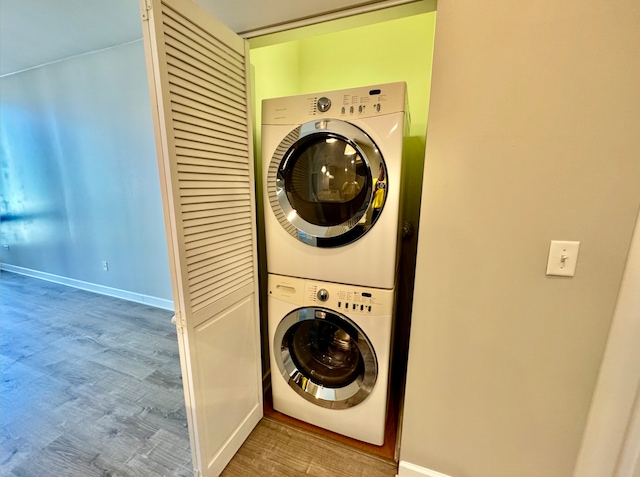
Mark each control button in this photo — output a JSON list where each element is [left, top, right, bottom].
[[375, 104, 381, 112], [317, 97, 331, 113], [341, 107, 345, 115], [368, 306, 372, 312], [345, 302, 349, 309], [360, 305, 364, 311], [352, 304, 356, 310], [317, 289, 329, 302], [338, 301, 342, 307], [349, 106, 354, 114], [358, 105, 364, 113]]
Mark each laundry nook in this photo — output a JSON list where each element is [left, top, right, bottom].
[[1, 1, 639, 477]]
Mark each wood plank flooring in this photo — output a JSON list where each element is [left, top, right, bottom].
[[0, 271, 192, 476], [0, 271, 398, 476], [223, 417, 397, 477]]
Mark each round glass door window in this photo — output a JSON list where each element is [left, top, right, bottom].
[[268, 119, 387, 247], [273, 307, 377, 409]]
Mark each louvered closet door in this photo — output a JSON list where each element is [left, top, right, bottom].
[[140, 0, 262, 475]]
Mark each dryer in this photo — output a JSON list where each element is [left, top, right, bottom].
[[267, 273, 395, 446], [262, 83, 409, 289]]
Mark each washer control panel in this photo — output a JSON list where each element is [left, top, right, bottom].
[[262, 82, 407, 124], [268, 273, 395, 316], [308, 90, 388, 118], [305, 281, 393, 316]]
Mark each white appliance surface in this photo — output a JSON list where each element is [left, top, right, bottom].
[[268, 273, 395, 445], [262, 83, 408, 289]]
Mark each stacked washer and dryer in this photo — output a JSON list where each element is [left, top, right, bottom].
[[262, 83, 409, 446]]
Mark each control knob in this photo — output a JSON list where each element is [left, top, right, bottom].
[[317, 289, 329, 302], [317, 97, 331, 113]]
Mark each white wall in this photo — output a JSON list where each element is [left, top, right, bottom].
[[399, 1, 640, 476], [0, 41, 172, 304]]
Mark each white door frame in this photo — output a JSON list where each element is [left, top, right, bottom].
[[573, 208, 640, 477]]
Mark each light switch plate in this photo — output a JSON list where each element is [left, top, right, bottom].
[[546, 241, 580, 277]]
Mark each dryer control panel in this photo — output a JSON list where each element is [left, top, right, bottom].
[[262, 82, 407, 125], [268, 273, 395, 316]]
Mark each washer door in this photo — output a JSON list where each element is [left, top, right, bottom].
[[268, 118, 387, 247], [273, 307, 377, 410]]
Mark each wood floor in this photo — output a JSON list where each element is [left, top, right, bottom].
[[0, 271, 398, 476], [222, 417, 397, 477]]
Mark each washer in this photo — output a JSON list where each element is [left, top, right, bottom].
[[268, 273, 395, 445], [262, 83, 409, 289]]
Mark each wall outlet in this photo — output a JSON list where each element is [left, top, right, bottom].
[[102, 261, 109, 271]]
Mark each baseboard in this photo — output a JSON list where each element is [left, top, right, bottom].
[[1, 263, 174, 311], [397, 460, 453, 477]]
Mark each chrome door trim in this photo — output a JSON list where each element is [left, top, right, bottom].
[[267, 119, 387, 248], [273, 307, 378, 410]]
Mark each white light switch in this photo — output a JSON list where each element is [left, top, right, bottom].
[[546, 241, 580, 277]]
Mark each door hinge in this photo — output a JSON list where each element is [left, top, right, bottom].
[[141, 0, 152, 21], [172, 311, 186, 333]]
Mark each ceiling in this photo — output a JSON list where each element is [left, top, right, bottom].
[[0, 0, 415, 77], [0, 0, 142, 76]]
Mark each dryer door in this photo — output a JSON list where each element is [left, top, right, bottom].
[[273, 307, 377, 409], [267, 119, 387, 247]]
